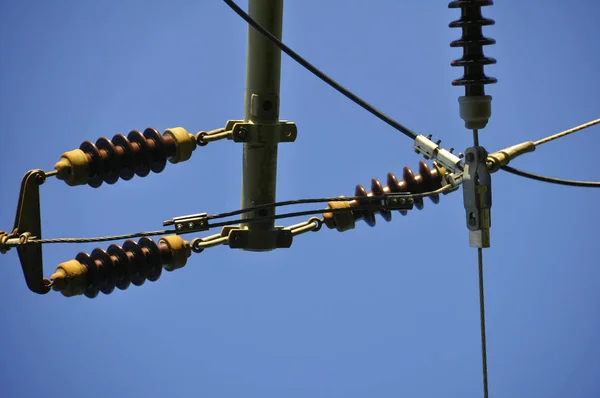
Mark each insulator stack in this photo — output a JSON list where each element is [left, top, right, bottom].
[[449, 0, 497, 96], [323, 161, 444, 232], [54, 127, 196, 187], [50, 235, 191, 298]]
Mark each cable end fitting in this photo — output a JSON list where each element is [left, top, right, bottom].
[[487, 141, 536, 173], [164, 127, 196, 164], [323, 197, 356, 232], [54, 149, 90, 186], [458, 95, 492, 130]]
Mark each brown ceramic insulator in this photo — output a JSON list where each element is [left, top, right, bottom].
[[352, 160, 443, 227], [79, 128, 176, 188], [74, 237, 172, 298]]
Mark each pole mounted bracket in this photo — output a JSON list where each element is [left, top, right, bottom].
[[462, 147, 492, 248], [225, 119, 297, 144]]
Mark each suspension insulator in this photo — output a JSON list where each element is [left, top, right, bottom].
[[323, 161, 444, 232], [449, 0, 497, 97], [50, 235, 191, 298], [54, 127, 196, 187]]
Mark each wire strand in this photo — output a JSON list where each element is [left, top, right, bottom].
[[222, 0, 418, 140], [534, 118, 600, 147], [501, 166, 600, 188], [207, 185, 456, 220]]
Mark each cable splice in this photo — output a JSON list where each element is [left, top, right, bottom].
[[323, 161, 445, 232], [54, 127, 196, 187], [50, 235, 191, 298]]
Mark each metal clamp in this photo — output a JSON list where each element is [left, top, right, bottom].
[[462, 146, 492, 248], [414, 134, 463, 173], [163, 213, 209, 234], [224, 119, 297, 144], [384, 193, 415, 211]]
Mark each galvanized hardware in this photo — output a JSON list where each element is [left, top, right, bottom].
[[191, 233, 229, 253], [163, 213, 209, 235], [285, 217, 323, 237], [414, 134, 463, 173], [462, 146, 492, 248], [196, 127, 232, 146], [11, 169, 50, 294], [223, 119, 297, 144]]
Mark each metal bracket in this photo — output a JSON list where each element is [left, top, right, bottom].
[[384, 193, 415, 211], [11, 169, 51, 294], [462, 147, 492, 248], [221, 226, 293, 250], [414, 134, 463, 173], [163, 213, 209, 234], [224, 119, 297, 144]]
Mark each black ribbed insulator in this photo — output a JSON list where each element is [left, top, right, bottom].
[[79, 128, 176, 188], [75, 237, 171, 298], [353, 161, 442, 227], [449, 0, 497, 96]]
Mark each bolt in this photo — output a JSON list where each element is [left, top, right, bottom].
[[238, 128, 248, 139], [176, 223, 183, 231], [408, 198, 414, 204], [435, 140, 441, 145], [188, 222, 195, 229], [399, 198, 406, 205], [449, 147, 455, 153]]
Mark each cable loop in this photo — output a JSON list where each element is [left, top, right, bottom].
[[191, 238, 205, 253], [308, 217, 323, 232], [196, 132, 209, 147]]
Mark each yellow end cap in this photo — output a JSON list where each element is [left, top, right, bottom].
[[159, 235, 191, 271], [164, 127, 196, 164], [51, 259, 88, 297], [54, 149, 89, 186]]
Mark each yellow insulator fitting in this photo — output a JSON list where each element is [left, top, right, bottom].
[[54, 149, 90, 186], [323, 197, 356, 232], [160, 235, 192, 271], [50, 259, 88, 297], [164, 127, 196, 164]]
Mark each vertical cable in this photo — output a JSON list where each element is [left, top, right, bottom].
[[478, 247, 489, 398]]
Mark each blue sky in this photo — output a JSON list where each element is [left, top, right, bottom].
[[1, 1, 599, 397]]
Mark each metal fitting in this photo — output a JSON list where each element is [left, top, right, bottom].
[[414, 134, 463, 173]]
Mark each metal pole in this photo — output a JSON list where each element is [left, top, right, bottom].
[[240, 0, 284, 251]]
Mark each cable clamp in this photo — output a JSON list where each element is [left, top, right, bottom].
[[414, 134, 463, 173], [163, 213, 209, 235], [383, 193, 415, 211], [462, 146, 492, 248]]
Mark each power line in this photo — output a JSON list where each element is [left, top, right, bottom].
[[501, 166, 600, 188], [534, 118, 600, 147], [478, 248, 489, 398], [5, 186, 453, 247], [472, 128, 489, 398], [222, 0, 418, 141]]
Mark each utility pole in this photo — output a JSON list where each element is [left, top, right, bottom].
[[234, 0, 296, 251]]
